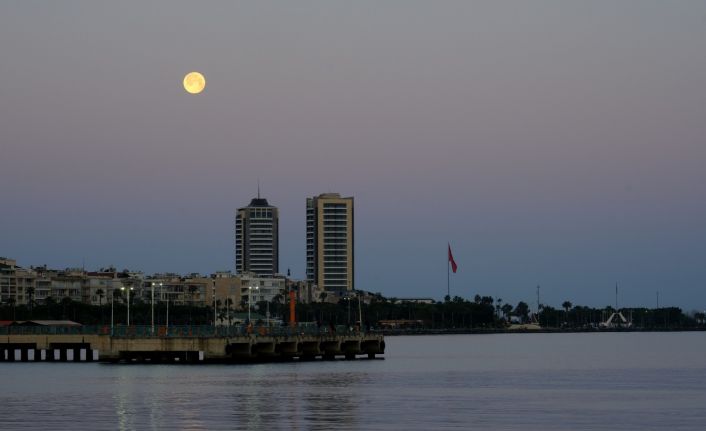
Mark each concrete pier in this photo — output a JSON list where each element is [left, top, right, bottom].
[[0, 330, 385, 363]]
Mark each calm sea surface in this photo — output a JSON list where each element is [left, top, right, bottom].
[[1, 332, 705, 430]]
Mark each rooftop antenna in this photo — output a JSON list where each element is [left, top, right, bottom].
[[257, 179, 260, 199], [615, 282, 618, 310]]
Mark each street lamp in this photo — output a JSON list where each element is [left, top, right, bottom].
[[164, 284, 169, 331], [212, 280, 216, 332], [152, 282, 162, 335], [345, 295, 351, 325], [357, 291, 363, 330], [227, 289, 232, 331], [266, 297, 270, 327], [110, 287, 115, 335], [121, 286, 134, 326], [248, 285, 259, 323]]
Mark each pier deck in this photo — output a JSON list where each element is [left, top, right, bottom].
[[0, 326, 385, 363]]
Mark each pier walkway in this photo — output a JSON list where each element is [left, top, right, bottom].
[[0, 325, 385, 363]]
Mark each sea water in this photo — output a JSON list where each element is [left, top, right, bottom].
[[1, 332, 705, 430]]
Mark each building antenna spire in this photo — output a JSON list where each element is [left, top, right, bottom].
[[257, 179, 260, 199]]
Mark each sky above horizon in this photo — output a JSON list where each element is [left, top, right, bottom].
[[1, 1, 705, 311]]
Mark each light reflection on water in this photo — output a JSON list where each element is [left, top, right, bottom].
[[2, 333, 706, 430]]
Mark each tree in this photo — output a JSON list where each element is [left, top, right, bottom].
[[694, 312, 705, 326], [60, 297, 73, 320], [7, 297, 17, 320], [217, 300, 229, 326], [514, 301, 530, 323], [188, 285, 200, 304], [501, 303, 513, 320], [27, 286, 36, 316], [112, 289, 123, 303], [96, 288, 105, 324], [562, 301, 572, 324], [480, 296, 494, 306]]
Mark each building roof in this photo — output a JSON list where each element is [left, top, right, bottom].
[[246, 198, 273, 208]]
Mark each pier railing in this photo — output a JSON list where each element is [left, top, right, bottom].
[[0, 324, 367, 338]]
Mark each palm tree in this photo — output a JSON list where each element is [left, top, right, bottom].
[[562, 301, 572, 324], [188, 285, 199, 305], [61, 297, 72, 320], [514, 301, 530, 323], [27, 286, 36, 317], [96, 289, 105, 324], [8, 297, 17, 320]]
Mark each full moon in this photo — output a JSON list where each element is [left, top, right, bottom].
[[183, 72, 206, 94]]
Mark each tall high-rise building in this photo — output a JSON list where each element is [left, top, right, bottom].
[[306, 193, 354, 292], [235, 197, 279, 277]]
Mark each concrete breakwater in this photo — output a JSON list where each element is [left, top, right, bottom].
[[0, 326, 385, 363]]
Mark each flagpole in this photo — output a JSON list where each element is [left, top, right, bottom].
[[447, 247, 450, 300]]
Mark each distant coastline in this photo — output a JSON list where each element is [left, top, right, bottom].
[[379, 327, 706, 336]]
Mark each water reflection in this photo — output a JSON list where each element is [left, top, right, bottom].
[[221, 368, 364, 429], [2, 334, 706, 430], [300, 372, 362, 430]]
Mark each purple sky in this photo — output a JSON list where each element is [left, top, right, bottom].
[[1, 1, 705, 310]]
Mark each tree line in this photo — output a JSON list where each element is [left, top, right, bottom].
[[1, 293, 703, 330]]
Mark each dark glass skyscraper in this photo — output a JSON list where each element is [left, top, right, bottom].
[[235, 197, 279, 277]]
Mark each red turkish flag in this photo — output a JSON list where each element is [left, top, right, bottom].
[[448, 244, 458, 273]]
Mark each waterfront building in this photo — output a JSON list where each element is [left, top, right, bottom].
[[238, 272, 286, 306], [0, 258, 36, 305], [34, 273, 52, 304], [0, 258, 259, 312], [144, 272, 242, 310], [211, 272, 242, 317], [287, 279, 322, 304], [84, 269, 120, 306], [235, 196, 279, 277], [398, 298, 436, 305], [144, 275, 210, 306], [306, 193, 354, 292], [50, 269, 86, 303]]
